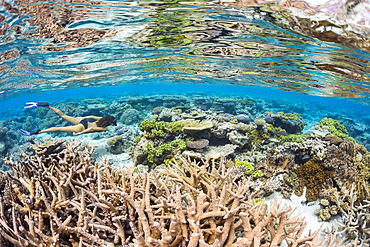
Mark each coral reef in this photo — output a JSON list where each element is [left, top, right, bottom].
[[2, 93, 370, 246], [0, 139, 348, 246], [183, 144, 238, 160], [235, 114, 250, 124], [119, 108, 144, 125], [295, 157, 334, 201], [185, 139, 209, 149], [107, 135, 124, 154], [131, 119, 186, 166], [271, 112, 306, 134], [319, 118, 348, 137], [182, 119, 213, 133], [335, 184, 370, 246], [140, 119, 184, 138]]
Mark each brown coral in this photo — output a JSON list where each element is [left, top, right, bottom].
[[0, 139, 347, 246], [185, 139, 209, 149], [295, 157, 334, 201]]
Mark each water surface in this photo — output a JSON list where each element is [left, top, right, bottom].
[[0, 0, 369, 103]]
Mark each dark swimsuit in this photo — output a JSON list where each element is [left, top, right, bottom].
[[79, 119, 89, 129]]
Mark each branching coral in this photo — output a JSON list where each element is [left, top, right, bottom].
[[334, 184, 370, 246], [0, 139, 349, 247], [1, 139, 135, 246]]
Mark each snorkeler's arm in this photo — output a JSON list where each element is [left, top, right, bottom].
[[73, 127, 107, 135]]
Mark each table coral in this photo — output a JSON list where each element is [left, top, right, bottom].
[[182, 119, 213, 132]]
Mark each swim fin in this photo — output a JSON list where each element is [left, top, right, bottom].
[[18, 129, 41, 136], [24, 102, 49, 109]]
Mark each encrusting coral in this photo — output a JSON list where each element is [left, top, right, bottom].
[[0, 139, 348, 247]]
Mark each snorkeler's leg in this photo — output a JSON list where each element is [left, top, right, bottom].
[[46, 106, 80, 125], [38, 125, 84, 134], [24, 102, 49, 109]]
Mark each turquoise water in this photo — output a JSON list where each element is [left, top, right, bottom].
[[1, 0, 370, 245], [1, 0, 370, 102]]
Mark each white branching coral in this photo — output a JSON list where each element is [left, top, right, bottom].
[[0, 139, 349, 247], [335, 184, 370, 246]]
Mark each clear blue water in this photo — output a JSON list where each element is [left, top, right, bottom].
[[2, 0, 370, 245], [0, 0, 369, 150]]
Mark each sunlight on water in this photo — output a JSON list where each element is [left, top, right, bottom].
[[0, 0, 369, 103]]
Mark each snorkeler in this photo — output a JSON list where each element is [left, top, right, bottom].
[[18, 102, 117, 136]]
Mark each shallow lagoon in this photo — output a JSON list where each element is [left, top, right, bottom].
[[1, 0, 370, 246]]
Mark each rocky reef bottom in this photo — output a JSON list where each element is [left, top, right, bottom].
[[0, 93, 370, 246]]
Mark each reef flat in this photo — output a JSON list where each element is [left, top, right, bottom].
[[0, 93, 369, 246]]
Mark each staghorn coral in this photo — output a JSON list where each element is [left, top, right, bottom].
[[334, 184, 370, 246], [29, 137, 66, 156], [0, 139, 347, 247]]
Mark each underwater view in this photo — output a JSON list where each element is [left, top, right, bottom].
[[0, 0, 370, 246]]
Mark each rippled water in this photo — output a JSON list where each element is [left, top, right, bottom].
[[0, 0, 369, 104], [1, 1, 370, 245]]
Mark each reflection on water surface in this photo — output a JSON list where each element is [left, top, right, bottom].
[[1, 1, 370, 246], [0, 0, 369, 104]]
